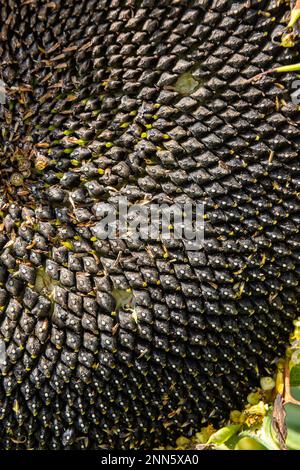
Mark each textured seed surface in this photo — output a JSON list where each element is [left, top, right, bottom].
[[0, 0, 300, 450]]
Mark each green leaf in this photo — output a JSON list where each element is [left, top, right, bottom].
[[290, 365, 300, 402], [207, 425, 240, 446]]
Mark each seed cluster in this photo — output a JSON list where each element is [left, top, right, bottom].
[[0, 0, 299, 449]]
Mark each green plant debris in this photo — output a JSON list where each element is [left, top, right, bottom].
[[174, 72, 199, 95], [34, 267, 57, 296]]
